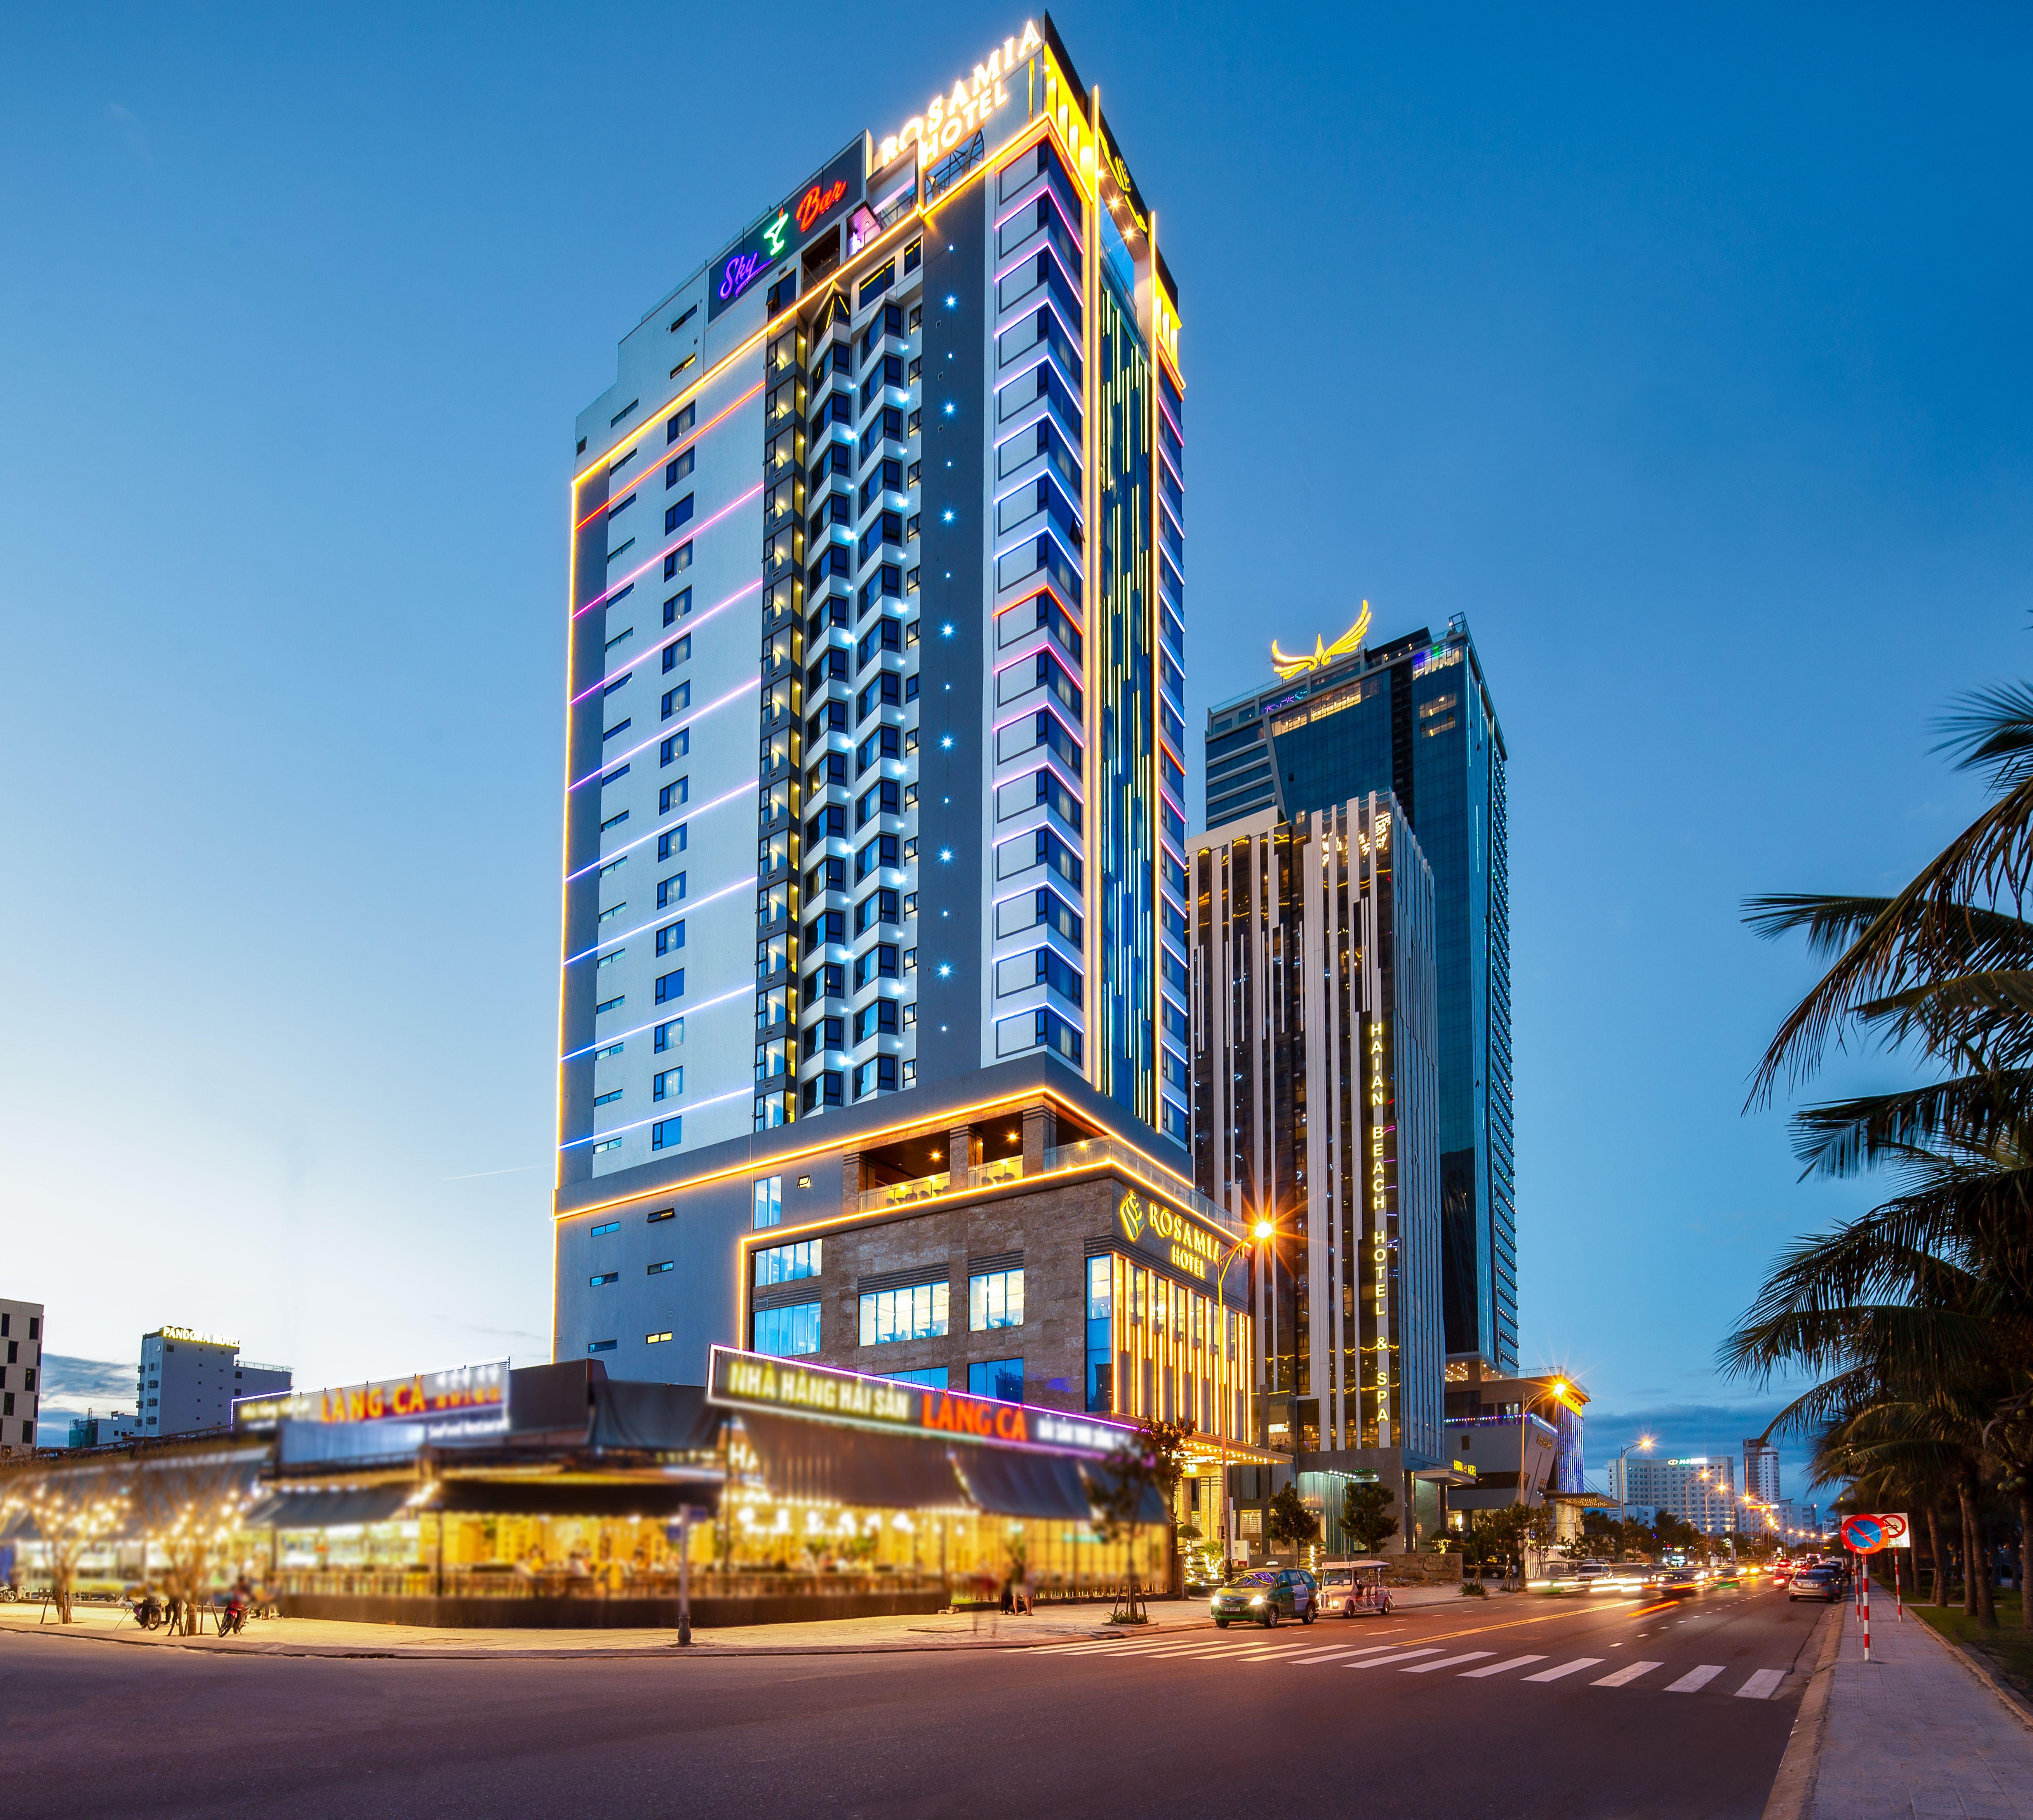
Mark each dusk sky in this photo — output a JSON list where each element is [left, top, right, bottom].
[[5, 3, 2028, 1498]]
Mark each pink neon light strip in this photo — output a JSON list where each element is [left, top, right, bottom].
[[572, 675, 759, 789], [565, 777, 757, 883], [993, 173, 1082, 239], [992, 230, 1081, 293], [573, 581, 763, 705], [573, 483, 763, 620], [565, 873, 758, 967], [558, 979, 757, 1062]]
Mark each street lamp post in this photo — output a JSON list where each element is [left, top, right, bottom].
[[1610, 1438, 1654, 1562]]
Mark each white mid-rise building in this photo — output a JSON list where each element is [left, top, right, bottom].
[[0, 1299, 44, 1457], [136, 1328, 291, 1438]]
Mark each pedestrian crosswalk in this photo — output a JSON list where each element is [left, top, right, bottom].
[[1034, 1631, 1793, 1699]]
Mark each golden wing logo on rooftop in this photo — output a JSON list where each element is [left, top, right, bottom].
[[1271, 601, 1372, 679]]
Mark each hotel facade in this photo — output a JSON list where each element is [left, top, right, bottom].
[[549, 18, 1243, 1490]]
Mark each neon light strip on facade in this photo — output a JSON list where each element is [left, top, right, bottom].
[[572, 581, 765, 704], [565, 872, 759, 966], [569, 674, 760, 787], [573, 482, 764, 620], [564, 777, 758, 883], [562, 1082, 751, 1149], [574, 382, 765, 530], [558, 979, 758, 1062]]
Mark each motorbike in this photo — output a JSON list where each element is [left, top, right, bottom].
[[129, 1592, 165, 1631], [217, 1590, 250, 1636]]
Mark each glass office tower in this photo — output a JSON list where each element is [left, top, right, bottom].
[[553, 19, 1198, 1377], [1202, 614, 1515, 1374]]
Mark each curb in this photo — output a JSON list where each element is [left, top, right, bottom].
[[0, 1617, 1216, 1663], [1760, 1603, 1843, 1820], [1904, 1605, 2033, 1733]]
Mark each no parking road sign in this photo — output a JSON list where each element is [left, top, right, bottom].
[[1841, 1512, 1911, 1552]]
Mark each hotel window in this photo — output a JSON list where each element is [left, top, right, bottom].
[[1085, 1259, 1113, 1413], [882, 1366, 950, 1389], [754, 1239, 822, 1286], [590, 1221, 619, 1237], [651, 1117, 680, 1149], [645, 1331, 673, 1345], [753, 1177, 783, 1229], [753, 1302, 820, 1357], [589, 1272, 619, 1287], [653, 1068, 682, 1101], [588, 1340, 617, 1354], [654, 1018, 683, 1052], [858, 1281, 948, 1345], [647, 1260, 673, 1274], [967, 1358, 1023, 1403], [969, 1268, 1024, 1332]]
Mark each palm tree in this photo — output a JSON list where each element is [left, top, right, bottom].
[[1727, 680, 2033, 1631]]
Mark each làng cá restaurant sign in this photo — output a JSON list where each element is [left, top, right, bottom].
[[707, 1345, 1132, 1457]]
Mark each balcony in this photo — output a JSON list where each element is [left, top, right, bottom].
[[847, 1139, 1235, 1236]]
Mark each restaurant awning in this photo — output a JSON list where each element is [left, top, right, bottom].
[[247, 1486, 420, 1528], [739, 1411, 966, 1509], [951, 1447, 1093, 1520], [422, 1478, 720, 1518], [589, 1381, 721, 1452]]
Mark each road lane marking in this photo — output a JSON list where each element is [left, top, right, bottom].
[[1459, 1655, 1547, 1678], [1233, 1643, 1325, 1660], [1403, 1651, 1497, 1674], [1522, 1658, 1604, 1682], [1279, 1646, 1370, 1664], [1346, 1647, 1444, 1668], [1664, 1665, 1726, 1693], [1592, 1661, 1664, 1687], [1735, 1669, 1785, 1700]]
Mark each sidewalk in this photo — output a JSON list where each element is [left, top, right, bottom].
[[0, 1580, 1483, 1660], [1802, 1601, 2033, 1820], [0, 1599, 1205, 1658]]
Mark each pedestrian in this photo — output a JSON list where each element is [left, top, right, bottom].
[[1018, 1564, 1036, 1616]]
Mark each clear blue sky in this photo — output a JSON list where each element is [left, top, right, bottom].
[[4, 3, 2027, 1495]]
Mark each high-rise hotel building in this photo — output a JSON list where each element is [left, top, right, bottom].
[[550, 19, 1230, 1443], [1188, 797, 1449, 1543], [1201, 613, 1516, 1375]]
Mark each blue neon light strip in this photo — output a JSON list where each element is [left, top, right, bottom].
[[561, 1082, 750, 1149], [565, 778, 756, 883], [566, 873, 757, 966], [558, 980, 756, 1063]]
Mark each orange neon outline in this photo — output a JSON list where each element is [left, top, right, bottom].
[[730, 1152, 1257, 1440], [553, 1081, 1205, 1223], [574, 379, 767, 530]]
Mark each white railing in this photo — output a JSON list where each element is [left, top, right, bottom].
[[1041, 1137, 1242, 1238], [851, 1138, 1238, 1239]]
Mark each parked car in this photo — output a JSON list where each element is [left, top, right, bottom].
[[1788, 1565, 1847, 1603], [1657, 1567, 1703, 1597], [1210, 1568, 1318, 1628]]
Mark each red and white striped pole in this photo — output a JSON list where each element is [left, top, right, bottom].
[[1893, 1550, 1902, 1622], [1862, 1551, 1871, 1662]]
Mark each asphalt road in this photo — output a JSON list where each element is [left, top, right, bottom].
[[1, 1582, 1828, 1819]]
